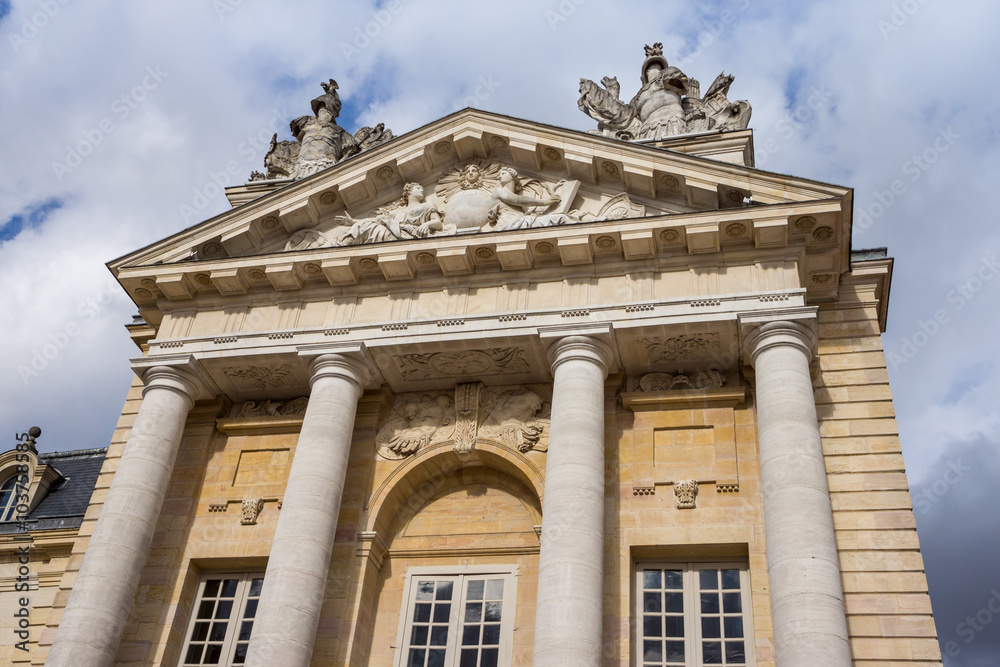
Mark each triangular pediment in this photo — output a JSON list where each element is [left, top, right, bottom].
[[110, 108, 853, 304]]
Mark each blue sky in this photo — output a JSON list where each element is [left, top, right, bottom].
[[1, 1, 997, 663]]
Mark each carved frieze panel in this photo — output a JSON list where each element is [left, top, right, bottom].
[[393, 347, 529, 381], [237, 397, 309, 418], [375, 383, 550, 459], [639, 370, 724, 392], [222, 364, 297, 390], [641, 333, 721, 364]]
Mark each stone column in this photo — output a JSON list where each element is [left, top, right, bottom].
[[742, 314, 852, 666], [47, 364, 204, 667], [245, 352, 370, 667], [533, 333, 613, 667]]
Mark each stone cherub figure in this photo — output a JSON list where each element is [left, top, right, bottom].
[[578, 42, 751, 140]]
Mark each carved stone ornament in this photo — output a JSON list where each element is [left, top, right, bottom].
[[223, 364, 297, 391], [394, 347, 530, 381], [642, 333, 721, 363], [597, 193, 645, 220], [578, 42, 751, 140], [674, 480, 698, 510], [241, 498, 265, 525], [375, 383, 551, 459], [639, 370, 724, 392], [375, 392, 456, 460], [258, 78, 393, 181], [237, 397, 308, 418]]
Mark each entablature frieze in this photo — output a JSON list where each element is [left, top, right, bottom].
[[119, 198, 846, 312]]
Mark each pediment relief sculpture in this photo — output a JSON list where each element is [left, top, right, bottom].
[[578, 42, 751, 140], [375, 383, 550, 460], [251, 78, 394, 181]]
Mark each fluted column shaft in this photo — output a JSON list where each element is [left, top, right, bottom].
[[47, 366, 201, 667], [533, 335, 612, 667], [746, 319, 852, 666], [245, 353, 368, 667]]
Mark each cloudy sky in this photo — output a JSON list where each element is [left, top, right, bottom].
[[1, 0, 997, 662]]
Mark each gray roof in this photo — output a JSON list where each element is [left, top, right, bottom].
[[0, 447, 107, 534]]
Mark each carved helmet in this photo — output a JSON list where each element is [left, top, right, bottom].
[[640, 42, 670, 85]]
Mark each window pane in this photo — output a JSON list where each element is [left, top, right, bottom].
[[433, 603, 451, 623], [644, 591, 661, 613], [467, 579, 485, 600], [702, 616, 721, 638], [238, 620, 254, 641], [702, 641, 723, 664], [701, 593, 720, 614], [665, 640, 685, 662], [233, 643, 248, 664], [465, 602, 482, 623], [462, 624, 480, 645], [203, 580, 220, 598], [435, 581, 453, 601], [203, 644, 223, 665], [215, 600, 233, 619], [427, 649, 446, 667], [209, 622, 227, 642], [721, 569, 740, 590], [664, 592, 683, 613], [430, 625, 448, 646], [197, 601, 215, 619], [724, 616, 744, 638], [484, 601, 502, 622], [644, 614, 662, 637], [725, 640, 746, 663], [249, 578, 263, 597], [664, 615, 684, 638], [723, 592, 742, 614], [417, 582, 435, 600], [184, 644, 204, 664], [414, 603, 431, 623], [643, 569, 661, 589], [663, 570, 683, 589], [482, 623, 501, 645], [459, 649, 478, 667], [411, 624, 428, 646], [700, 569, 718, 590], [244, 599, 258, 619], [408, 648, 425, 667], [643, 639, 663, 661], [485, 579, 504, 599], [481, 647, 499, 667], [192, 622, 210, 642], [221, 579, 238, 598]]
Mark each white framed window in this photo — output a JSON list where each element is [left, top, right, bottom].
[[0, 475, 22, 521], [394, 566, 518, 667], [636, 562, 755, 667], [179, 572, 263, 666]]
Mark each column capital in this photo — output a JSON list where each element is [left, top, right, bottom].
[[131, 355, 215, 404], [738, 309, 818, 367], [539, 325, 615, 378], [297, 343, 380, 391]]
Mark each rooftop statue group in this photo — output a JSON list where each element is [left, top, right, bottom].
[[578, 42, 751, 140], [251, 79, 394, 181]]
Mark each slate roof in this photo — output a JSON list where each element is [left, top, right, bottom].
[[0, 447, 107, 534]]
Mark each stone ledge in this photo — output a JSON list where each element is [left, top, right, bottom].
[[621, 387, 746, 411]]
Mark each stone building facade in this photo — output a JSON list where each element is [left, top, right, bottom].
[[21, 61, 940, 666]]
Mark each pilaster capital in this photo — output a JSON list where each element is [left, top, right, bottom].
[[539, 324, 615, 378], [297, 343, 380, 391], [130, 355, 216, 404], [738, 309, 819, 367]]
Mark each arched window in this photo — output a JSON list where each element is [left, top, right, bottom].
[[0, 475, 23, 521]]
